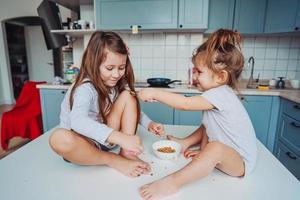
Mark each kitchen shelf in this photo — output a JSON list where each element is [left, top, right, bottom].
[[51, 29, 95, 37]]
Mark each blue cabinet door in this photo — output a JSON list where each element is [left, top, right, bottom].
[[40, 89, 67, 132], [233, 0, 267, 33], [96, 0, 178, 30], [178, 0, 209, 29], [296, 1, 300, 29], [174, 93, 202, 126], [206, 0, 235, 33], [240, 95, 272, 146], [140, 101, 174, 125], [265, 0, 299, 33]]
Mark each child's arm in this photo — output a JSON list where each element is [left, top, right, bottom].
[[138, 88, 214, 111]]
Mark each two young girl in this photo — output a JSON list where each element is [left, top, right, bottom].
[[49, 31, 164, 177], [138, 29, 257, 200]]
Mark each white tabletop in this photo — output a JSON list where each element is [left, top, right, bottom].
[[0, 125, 299, 200]]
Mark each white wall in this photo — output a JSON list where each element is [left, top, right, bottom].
[[0, 0, 70, 104]]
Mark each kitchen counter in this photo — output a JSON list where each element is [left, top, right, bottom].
[[37, 82, 300, 104], [0, 125, 299, 200]]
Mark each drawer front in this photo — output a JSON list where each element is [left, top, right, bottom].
[[281, 98, 300, 121], [279, 114, 300, 155], [277, 142, 300, 181]]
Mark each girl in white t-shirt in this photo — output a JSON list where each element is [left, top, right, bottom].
[[49, 31, 164, 178], [138, 29, 257, 200]]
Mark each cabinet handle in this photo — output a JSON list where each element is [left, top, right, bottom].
[[61, 91, 66, 94], [295, 27, 299, 31], [290, 122, 300, 128], [240, 96, 245, 100], [293, 105, 300, 110], [130, 25, 142, 28], [286, 152, 297, 160], [179, 24, 183, 28]]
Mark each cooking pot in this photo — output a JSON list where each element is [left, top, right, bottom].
[[147, 78, 181, 87]]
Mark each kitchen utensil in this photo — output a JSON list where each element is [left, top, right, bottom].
[[269, 79, 276, 87], [152, 140, 181, 160], [147, 78, 181, 87], [276, 77, 285, 89]]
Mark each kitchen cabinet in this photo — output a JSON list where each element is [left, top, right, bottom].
[[206, 0, 235, 33], [40, 89, 67, 132], [95, 0, 178, 30], [275, 98, 300, 181], [174, 93, 202, 126], [206, 0, 266, 34], [178, 0, 209, 29], [233, 0, 267, 34], [240, 95, 280, 151], [140, 101, 174, 124], [264, 0, 300, 33]]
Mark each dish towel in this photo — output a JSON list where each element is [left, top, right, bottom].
[[1, 81, 46, 150]]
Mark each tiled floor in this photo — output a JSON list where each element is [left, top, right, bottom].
[[0, 104, 29, 159]]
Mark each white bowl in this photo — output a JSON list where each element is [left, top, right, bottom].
[[152, 140, 182, 160]]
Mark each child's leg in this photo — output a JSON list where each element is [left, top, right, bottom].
[[168, 125, 205, 152], [139, 136, 244, 200], [49, 128, 148, 177], [106, 90, 140, 159]]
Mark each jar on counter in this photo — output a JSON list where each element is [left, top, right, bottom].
[[65, 69, 76, 83]]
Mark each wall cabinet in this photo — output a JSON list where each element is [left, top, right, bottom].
[[178, 0, 209, 29], [40, 89, 67, 132], [95, 0, 208, 30], [275, 98, 300, 181], [207, 0, 266, 34], [264, 0, 300, 33]]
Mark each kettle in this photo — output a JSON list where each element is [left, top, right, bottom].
[[276, 77, 285, 89]]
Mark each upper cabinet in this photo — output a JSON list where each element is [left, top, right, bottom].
[[95, 0, 178, 30], [207, 0, 267, 34], [206, 0, 235, 33], [178, 0, 209, 29], [233, 0, 267, 34], [264, 0, 300, 33], [95, 0, 209, 30]]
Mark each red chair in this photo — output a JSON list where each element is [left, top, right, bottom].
[[1, 81, 46, 150]]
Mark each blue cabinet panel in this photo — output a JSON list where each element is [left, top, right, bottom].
[[241, 95, 272, 145], [234, 0, 267, 33], [178, 0, 209, 29], [265, 0, 299, 33], [40, 89, 66, 132], [96, 0, 178, 30], [281, 98, 300, 122], [140, 101, 174, 125], [206, 0, 235, 33], [277, 142, 300, 181]]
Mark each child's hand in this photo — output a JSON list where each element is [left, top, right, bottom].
[[184, 150, 200, 158], [138, 88, 157, 102], [110, 132, 144, 155], [148, 122, 165, 136]]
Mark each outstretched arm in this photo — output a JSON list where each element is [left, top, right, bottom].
[[138, 88, 214, 111]]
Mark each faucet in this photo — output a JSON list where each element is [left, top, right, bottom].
[[247, 56, 255, 88]]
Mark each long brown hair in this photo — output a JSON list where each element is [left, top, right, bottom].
[[192, 29, 244, 90], [69, 31, 140, 124]]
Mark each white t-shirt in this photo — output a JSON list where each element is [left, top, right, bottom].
[[59, 82, 152, 147], [201, 85, 257, 175]]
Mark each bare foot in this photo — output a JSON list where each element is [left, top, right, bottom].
[[139, 176, 180, 200], [110, 156, 151, 177], [184, 149, 200, 158], [167, 135, 189, 153], [120, 148, 139, 160]]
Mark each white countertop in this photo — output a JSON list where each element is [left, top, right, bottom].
[[0, 125, 299, 200], [37, 83, 300, 104]]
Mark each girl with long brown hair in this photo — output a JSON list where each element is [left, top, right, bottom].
[[138, 29, 257, 199], [49, 31, 162, 177]]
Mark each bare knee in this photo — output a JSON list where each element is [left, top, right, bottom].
[[49, 128, 76, 155], [118, 90, 137, 103], [201, 141, 226, 160]]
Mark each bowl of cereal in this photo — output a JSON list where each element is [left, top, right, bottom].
[[152, 140, 182, 160]]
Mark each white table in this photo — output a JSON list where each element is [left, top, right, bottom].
[[0, 125, 299, 200]]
